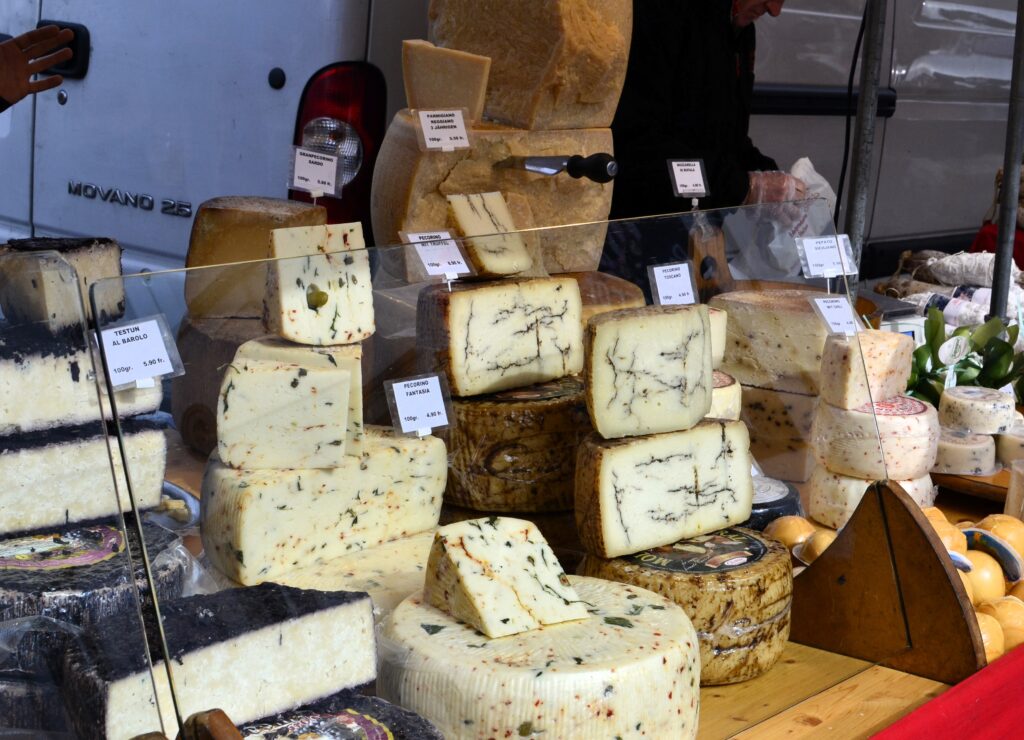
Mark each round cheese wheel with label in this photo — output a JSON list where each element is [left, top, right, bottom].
[[741, 477, 803, 530], [445, 378, 590, 512], [378, 576, 701, 739], [807, 467, 935, 529], [707, 370, 742, 421], [932, 427, 997, 475], [997, 424, 1024, 466], [812, 396, 939, 479], [939, 386, 1015, 434], [578, 527, 791, 685]]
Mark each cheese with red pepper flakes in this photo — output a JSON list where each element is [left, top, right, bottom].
[[423, 516, 587, 638], [378, 576, 700, 740], [264, 222, 374, 346], [201, 428, 445, 585]]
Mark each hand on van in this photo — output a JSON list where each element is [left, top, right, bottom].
[[0, 25, 74, 110]]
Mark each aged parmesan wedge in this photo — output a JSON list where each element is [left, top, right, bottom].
[[446, 192, 533, 276], [585, 305, 713, 438], [264, 223, 374, 346], [416, 277, 583, 396], [402, 39, 490, 121], [820, 330, 915, 409], [423, 516, 588, 638], [576, 420, 754, 558]]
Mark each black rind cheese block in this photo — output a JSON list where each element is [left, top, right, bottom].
[[0, 676, 70, 733], [238, 690, 444, 739], [0, 519, 185, 677], [0, 416, 163, 456], [0, 322, 86, 363], [5, 236, 118, 254], [740, 477, 804, 531]]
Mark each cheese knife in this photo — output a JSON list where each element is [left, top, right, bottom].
[[495, 152, 618, 183]]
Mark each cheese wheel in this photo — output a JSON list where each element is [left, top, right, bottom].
[[578, 527, 791, 685], [708, 370, 742, 421], [975, 515, 1024, 560], [742, 477, 804, 530], [709, 307, 727, 369], [967, 551, 1006, 603], [975, 611, 1005, 663], [799, 530, 837, 564], [977, 597, 1024, 651], [997, 424, 1024, 466], [446, 378, 590, 512], [807, 467, 935, 529], [566, 271, 646, 328], [378, 576, 700, 739], [763, 516, 816, 551], [939, 386, 1015, 434], [932, 428, 997, 475], [819, 330, 915, 410], [812, 396, 939, 480]]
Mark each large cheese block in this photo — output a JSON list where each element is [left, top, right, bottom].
[[378, 576, 700, 739], [216, 355, 351, 469], [0, 520, 185, 677], [585, 305, 713, 438], [264, 223, 374, 345], [579, 527, 792, 685], [709, 307, 727, 369], [820, 330, 915, 409], [576, 420, 754, 558], [184, 197, 327, 319], [708, 289, 828, 395], [424, 516, 588, 638], [566, 270, 646, 327], [428, 0, 631, 130], [61, 584, 376, 740], [0, 420, 166, 536], [402, 39, 490, 121], [446, 191, 533, 276], [812, 396, 940, 480], [807, 467, 936, 529], [440, 505, 584, 562], [708, 370, 742, 421], [447, 377, 590, 511], [201, 428, 445, 585], [239, 691, 443, 739], [933, 428, 997, 475], [371, 110, 613, 272], [416, 277, 583, 396], [997, 424, 1024, 466], [0, 326, 161, 435], [741, 385, 818, 483], [938, 386, 1015, 434]]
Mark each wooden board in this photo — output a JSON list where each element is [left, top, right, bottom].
[[932, 469, 1010, 502]]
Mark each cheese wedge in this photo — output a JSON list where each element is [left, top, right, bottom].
[[446, 192, 533, 276], [820, 330, 914, 409], [402, 39, 490, 121]]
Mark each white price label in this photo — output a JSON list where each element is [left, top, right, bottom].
[[387, 375, 450, 436], [810, 296, 861, 336], [667, 159, 707, 198], [98, 316, 180, 389], [649, 261, 697, 306], [938, 335, 971, 365], [418, 109, 470, 152], [800, 235, 856, 278], [405, 231, 472, 278], [291, 147, 339, 197], [1000, 383, 1015, 397]]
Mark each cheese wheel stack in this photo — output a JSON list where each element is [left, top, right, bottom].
[[930, 386, 1017, 475], [809, 330, 936, 529]]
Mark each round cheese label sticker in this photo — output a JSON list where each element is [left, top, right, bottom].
[[0, 525, 123, 571], [856, 396, 927, 416], [240, 708, 395, 739], [625, 528, 768, 574]]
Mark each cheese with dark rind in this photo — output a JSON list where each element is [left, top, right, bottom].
[[741, 477, 804, 530], [446, 377, 590, 511], [820, 330, 915, 410], [938, 386, 1015, 434], [578, 527, 792, 685], [0, 677, 69, 733], [378, 576, 700, 739], [185, 196, 326, 319], [585, 305, 713, 438], [416, 277, 583, 396], [402, 38, 490, 122], [61, 584, 376, 740], [575, 420, 754, 558], [566, 270, 646, 327]]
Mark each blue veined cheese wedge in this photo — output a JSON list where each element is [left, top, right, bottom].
[[264, 222, 374, 346], [378, 576, 699, 740]]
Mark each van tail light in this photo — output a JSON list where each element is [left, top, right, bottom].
[[290, 62, 386, 243]]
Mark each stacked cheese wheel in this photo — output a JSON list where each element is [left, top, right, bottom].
[[932, 386, 1019, 475], [808, 330, 938, 530]]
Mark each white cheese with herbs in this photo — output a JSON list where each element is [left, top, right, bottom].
[[264, 223, 374, 345], [378, 576, 700, 740], [938, 386, 1015, 434], [997, 424, 1024, 466], [585, 305, 713, 439], [423, 516, 587, 638], [576, 420, 754, 558], [446, 192, 533, 277], [820, 330, 915, 410], [933, 427, 997, 475], [807, 467, 935, 529], [707, 370, 742, 421]]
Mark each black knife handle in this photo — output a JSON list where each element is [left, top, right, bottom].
[[566, 153, 618, 183]]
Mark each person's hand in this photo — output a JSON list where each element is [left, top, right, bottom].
[[0, 26, 74, 106], [744, 171, 808, 204]]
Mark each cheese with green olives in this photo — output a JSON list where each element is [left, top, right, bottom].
[[264, 223, 374, 346], [938, 386, 1015, 434]]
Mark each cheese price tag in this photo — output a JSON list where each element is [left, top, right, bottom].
[[417, 109, 471, 152], [938, 335, 971, 365], [809, 296, 861, 336], [385, 374, 453, 437], [666, 159, 708, 198], [290, 146, 342, 199], [798, 234, 856, 279], [97, 314, 184, 390], [400, 230, 473, 281], [648, 261, 697, 306]]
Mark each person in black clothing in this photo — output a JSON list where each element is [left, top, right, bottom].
[[0, 25, 73, 114]]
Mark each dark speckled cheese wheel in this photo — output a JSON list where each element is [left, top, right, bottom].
[[578, 527, 792, 685]]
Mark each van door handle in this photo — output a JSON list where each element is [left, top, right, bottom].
[[35, 20, 89, 79]]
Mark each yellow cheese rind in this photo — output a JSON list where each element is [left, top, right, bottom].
[[402, 39, 491, 121], [820, 330, 915, 409]]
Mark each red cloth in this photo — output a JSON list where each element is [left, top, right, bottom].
[[873, 645, 1024, 739], [969, 222, 1024, 269]]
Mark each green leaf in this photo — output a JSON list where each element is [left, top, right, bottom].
[[980, 339, 1015, 384], [913, 344, 933, 375], [420, 623, 445, 635], [926, 308, 946, 362], [956, 364, 981, 384], [971, 317, 1007, 352], [604, 616, 634, 628], [1008, 323, 1020, 346]]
